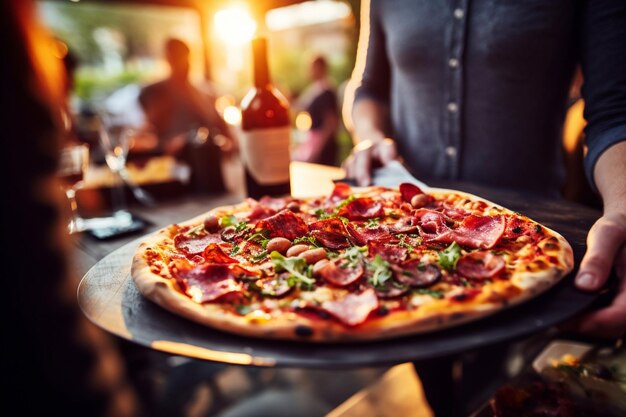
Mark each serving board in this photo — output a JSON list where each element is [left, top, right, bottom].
[[77, 181, 610, 368]]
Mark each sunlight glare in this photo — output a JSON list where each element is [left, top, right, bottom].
[[214, 6, 257, 46]]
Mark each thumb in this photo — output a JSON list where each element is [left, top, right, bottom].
[[374, 138, 398, 165], [576, 215, 626, 291]]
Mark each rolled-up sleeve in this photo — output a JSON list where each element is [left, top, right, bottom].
[[581, 0, 626, 191], [353, 0, 391, 105]]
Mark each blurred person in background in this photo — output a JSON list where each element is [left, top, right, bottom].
[[1, 1, 138, 416], [138, 37, 233, 159], [292, 55, 340, 166]]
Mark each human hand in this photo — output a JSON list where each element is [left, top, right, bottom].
[[342, 138, 398, 186], [574, 211, 626, 338]]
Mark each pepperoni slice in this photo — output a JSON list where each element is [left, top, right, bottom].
[[256, 209, 309, 240], [432, 215, 505, 249], [392, 260, 441, 287], [399, 182, 424, 202], [309, 218, 351, 249], [330, 182, 352, 202], [368, 238, 408, 264], [173, 264, 243, 303], [202, 243, 238, 264], [346, 222, 391, 246], [258, 196, 289, 211], [317, 258, 365, 287], [337, 197, 385, 220], [321, 288, 378, 326], [457, 251, 505, 279], [248, 204, 277, 221], [174, 233, 223, 256], [375, 282, 410, 299]]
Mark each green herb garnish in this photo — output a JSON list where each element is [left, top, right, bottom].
[[247, 230, 271, 248], [367, 255, 392, 288], [270, 251, 316, 288], [438, 242, 462, 271], [293, 236, 320, 247], [414, 289, 444, 299], [230, 244, 241, 256], [235, 304, 253, 315], [185, 224, 205, 237], [219, 215, 238, 227], [252, 250, 268, 263], [365, 218, 380, 228]]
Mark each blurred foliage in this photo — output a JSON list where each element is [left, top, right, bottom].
[[74, 69, 144, 101]]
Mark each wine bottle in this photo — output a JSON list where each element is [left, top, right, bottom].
[[240, 37, 291, 199]]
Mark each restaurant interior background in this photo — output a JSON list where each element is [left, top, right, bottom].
[[6, 0, 619, 416]]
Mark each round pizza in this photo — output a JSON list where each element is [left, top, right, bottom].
[[132, 183, 574, 342]]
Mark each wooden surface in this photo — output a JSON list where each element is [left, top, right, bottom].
[[76, 163, 609, 368]]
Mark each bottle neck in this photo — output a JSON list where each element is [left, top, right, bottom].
[[252, 37, 271, 88]]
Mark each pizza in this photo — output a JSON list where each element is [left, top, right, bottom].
[[131, 182, 574, 342]]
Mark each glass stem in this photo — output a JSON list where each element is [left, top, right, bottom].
[[65, 187, 79, 233], [112, 169, 128, 214]]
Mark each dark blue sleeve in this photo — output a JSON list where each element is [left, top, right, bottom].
[[581, 0, 626, 191], [353, 0, 391, 105]]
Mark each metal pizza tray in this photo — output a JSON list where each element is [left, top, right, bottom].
[[78, 174, 608, 368]]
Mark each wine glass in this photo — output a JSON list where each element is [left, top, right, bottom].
[[97, 121, 134, 226], [57, 144, 89, 234]]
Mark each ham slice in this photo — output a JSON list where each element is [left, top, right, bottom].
[[174, 233, 222, 256], [174, 264, 242, 303], [337, 197, 385, 220], [321, 289, 378, 326], [317, 258, 365, 287], [255, 209, 309, 240], [368, 238, 408, 264], [309, 218, 351, 249], [457, 251, 505, 279], [431, 215, 505, 249], [346, 222, 391, 246]]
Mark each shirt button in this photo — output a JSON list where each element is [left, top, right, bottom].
[[454, 8, 464, 19], [447, 102, 458, 113], [445, 146, 457, 158], [448, 58, 459, 68]]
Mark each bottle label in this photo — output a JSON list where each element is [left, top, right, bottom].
[[239, 126, 291, 185]]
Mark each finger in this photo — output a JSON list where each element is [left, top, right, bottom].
[[342, 154, 355, 179], [577, 285, 626, 338], [374, 138, 398, 165], [576, 216, 626, 291], [352, 141, 374, 186]]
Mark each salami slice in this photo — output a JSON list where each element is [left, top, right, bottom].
[[309, 218, 351, 249], [337, 197, 385, 220], [399, 182, 424, 202], [256, 210, 309, 240], [321, 289, 378, 326], [174, 232, 222, 256], [392, 260, 441, 287], [432, 215, 505, 249], [317, 258, 365, 287], [174, 264, 243, 303], [346, 222, 391, 246]]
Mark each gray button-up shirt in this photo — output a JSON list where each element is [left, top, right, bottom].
[[354, 0, 626, 195]]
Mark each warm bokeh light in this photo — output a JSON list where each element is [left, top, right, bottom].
[[213, 6, 256, 46], [215, 94, 236, 115], [266, 0, 351, 31], [295, 111, 312, 131], [223, 105, 242, 125]]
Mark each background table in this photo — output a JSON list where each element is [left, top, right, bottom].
[[76, 162, 608, 368]]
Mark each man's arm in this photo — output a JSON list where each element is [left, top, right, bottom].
[[574, 0, 626, 338], [575, 141, 626, 337], [342, 0, 398, 185]]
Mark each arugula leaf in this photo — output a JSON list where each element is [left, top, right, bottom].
[[247, 230, 271, 248], [365, 218, 380, 228], [438, 242, 462, 271], [252, 250, 268, 263], [219, 215, 238, 228], [270, 251, 316, 288], [414, 289, 444, 299], [314, 208, 332, 220], [235, 304, 253, 315], [335, 195, 356, 211], [185, 224, 205, 237], [230, 244, 241, 256], [235, 221, 251, 233], [293, 236, 320, 247], [367, 255, 392, 288], [343, 245, 367, 267]]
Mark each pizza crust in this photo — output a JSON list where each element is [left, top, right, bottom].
[[131, 187, 574, 343]]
